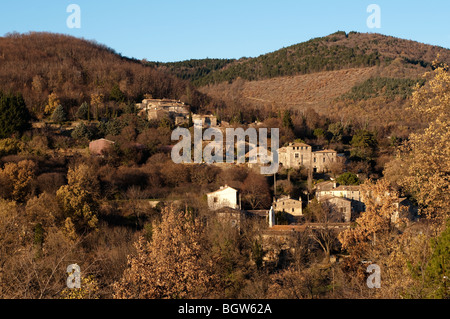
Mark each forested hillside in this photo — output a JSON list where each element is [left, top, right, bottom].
[[153, 31, 450, 86], [0, 32, 210, 118], [146, 58, 236, 84], [188, 32, 450, 136]]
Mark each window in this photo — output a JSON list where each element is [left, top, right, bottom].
[[323, 157, 326, 163], [295, 153, 299, 159], [314, 157, 317, 163], [292, 208, 295, 213]]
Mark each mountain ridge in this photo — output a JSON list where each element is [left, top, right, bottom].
[[149, 31, 450, 87]]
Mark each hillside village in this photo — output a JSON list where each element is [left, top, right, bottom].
[[0, 31, 448, 300], [105, 96, 417, 266]]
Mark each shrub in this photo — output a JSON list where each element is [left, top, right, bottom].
[[336, 172, 360, 185], [71, 122, 93, 140], [76, 102, 90, 120], [0, 138, 22, 157], [51, 105, 67, 123]]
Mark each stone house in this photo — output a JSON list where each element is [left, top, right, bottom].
[[136, 98, 189, 121], [278, 142, 337, 173], [192, 114, 218, 127], [315, 181, 365, 217], [272, 196, 303, 217], [318, 194, 353, 222], [206, 185, 240, 211], [216, 207, 244, 229]]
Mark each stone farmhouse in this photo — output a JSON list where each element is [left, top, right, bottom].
[[136, 98, 189, 123], [192, 114, 218, 128], [272, 196, 303, 217], [136, 98, 218, 127], [206, 185, 241, 211], [318, 194, 352, 222], [278, 142, 337, 173], [315, 181, 365, 221]]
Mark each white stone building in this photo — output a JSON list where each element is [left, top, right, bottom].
[[207, 185, 240, 211]]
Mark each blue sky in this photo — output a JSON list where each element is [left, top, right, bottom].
[[1, 0, 449, 62]]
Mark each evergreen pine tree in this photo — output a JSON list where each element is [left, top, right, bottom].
[[76, 102, 90, 120], [110, 84, 126, 103], [51, 105, 67, 123], [282, 110, 294, 130], [0, 91, 32, 138]]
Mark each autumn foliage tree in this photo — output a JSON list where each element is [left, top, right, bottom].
[[338, 179, 403, 268], [113, 206, 216, 299], [0, 160, 36, 202], [336, 179, 409, 297], [385, 62, 450, 225], [56, 164, 100, 237], [44, 92, 60, 115]]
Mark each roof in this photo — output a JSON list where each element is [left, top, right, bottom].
[[288, 142, 311, 148], [245, 146, 272, 158], [314, 149, 337, 153], [264, 225, 306, 234], [207, 185, 238, 196], [319, 194, 352, 202], [333, 185, 361, 192], [315, 181, 336, 191], [275, 196, 301, 203], [192, 114, 216, 118]]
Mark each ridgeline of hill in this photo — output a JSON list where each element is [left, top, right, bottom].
[[0, 32, 209, 118], [2, 31, 450, 133], [152, 31, 450, 133], [151, 31, 450, 87]]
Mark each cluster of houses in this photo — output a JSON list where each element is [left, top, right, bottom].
[[87, 97, 414, 228], [136, 98, 218, 127], [205, 180, 364, 230], [205, 177, 415, 234], [85, 97, 419, 266]]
